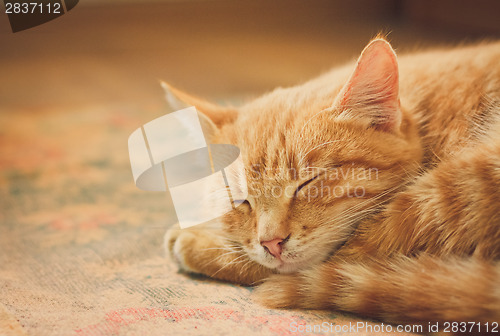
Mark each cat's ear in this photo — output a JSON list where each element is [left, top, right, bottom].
[[160, 81, 237, 142], [335, 39, 401, 132]]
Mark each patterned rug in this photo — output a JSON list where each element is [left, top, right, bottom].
[[0, 104, 419, 336]]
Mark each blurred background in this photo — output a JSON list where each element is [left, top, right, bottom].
[[2, 0, 500, 112]]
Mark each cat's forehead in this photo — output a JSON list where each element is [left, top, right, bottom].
[[241, 88, 322, 119], [233, 90, 328, 142], [227, 102, 335, 174], [219, 83, 385, 185], [232, 120, 341, 184]]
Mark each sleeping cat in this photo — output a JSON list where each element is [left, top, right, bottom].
[[164, 37, 500, 324]]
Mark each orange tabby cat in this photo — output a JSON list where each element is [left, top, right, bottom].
[[164, 37, 500, 324]]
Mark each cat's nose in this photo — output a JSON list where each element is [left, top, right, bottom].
[[260, 238, 283, 258]]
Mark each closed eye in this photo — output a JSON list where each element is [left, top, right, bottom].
[[294, 175, 319, 197]]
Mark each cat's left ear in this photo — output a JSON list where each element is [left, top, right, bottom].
[[335, 39, 401, 132], [160, 81, 237, 142]]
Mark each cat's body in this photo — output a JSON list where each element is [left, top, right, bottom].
[[165, 39, 500, 324]]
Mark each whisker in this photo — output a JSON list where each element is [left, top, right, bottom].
[[319, 183, 407, 231], [209, 251, 242, 265], [211, 254, 249, 277], [201, 246, 243, 252]]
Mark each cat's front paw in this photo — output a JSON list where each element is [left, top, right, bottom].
[[253, 273, 306, 309], [164, 226, 196, 273], [164, 225, 273, 285]]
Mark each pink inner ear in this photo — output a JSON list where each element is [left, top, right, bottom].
[[339, 39, 401, 132]]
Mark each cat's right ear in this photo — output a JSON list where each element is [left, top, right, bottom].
[[334, 39, 401, 133], [160, 81, 237, 142]]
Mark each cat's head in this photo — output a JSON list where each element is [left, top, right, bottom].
[[165, 39, 422, 273]]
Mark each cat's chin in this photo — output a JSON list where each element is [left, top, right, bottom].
[[258, 259, 304, 273], [259, 253, 326, 273], [276, 261, 303, 273], [275, 257, 318, 273]]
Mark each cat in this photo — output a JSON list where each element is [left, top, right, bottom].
[[164, 37, 500, 325]]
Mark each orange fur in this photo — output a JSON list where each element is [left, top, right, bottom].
[[165, 38, 500, 325]]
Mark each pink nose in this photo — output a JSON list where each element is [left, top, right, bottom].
[[261, 238, 283, 258]]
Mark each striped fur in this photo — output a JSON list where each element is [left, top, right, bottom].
[[165, 38, 500, 324]]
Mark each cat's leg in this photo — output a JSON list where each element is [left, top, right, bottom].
[[254, 255, 500, 323], [165, 225, 272, 285], [359, 138, 500, 259]]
